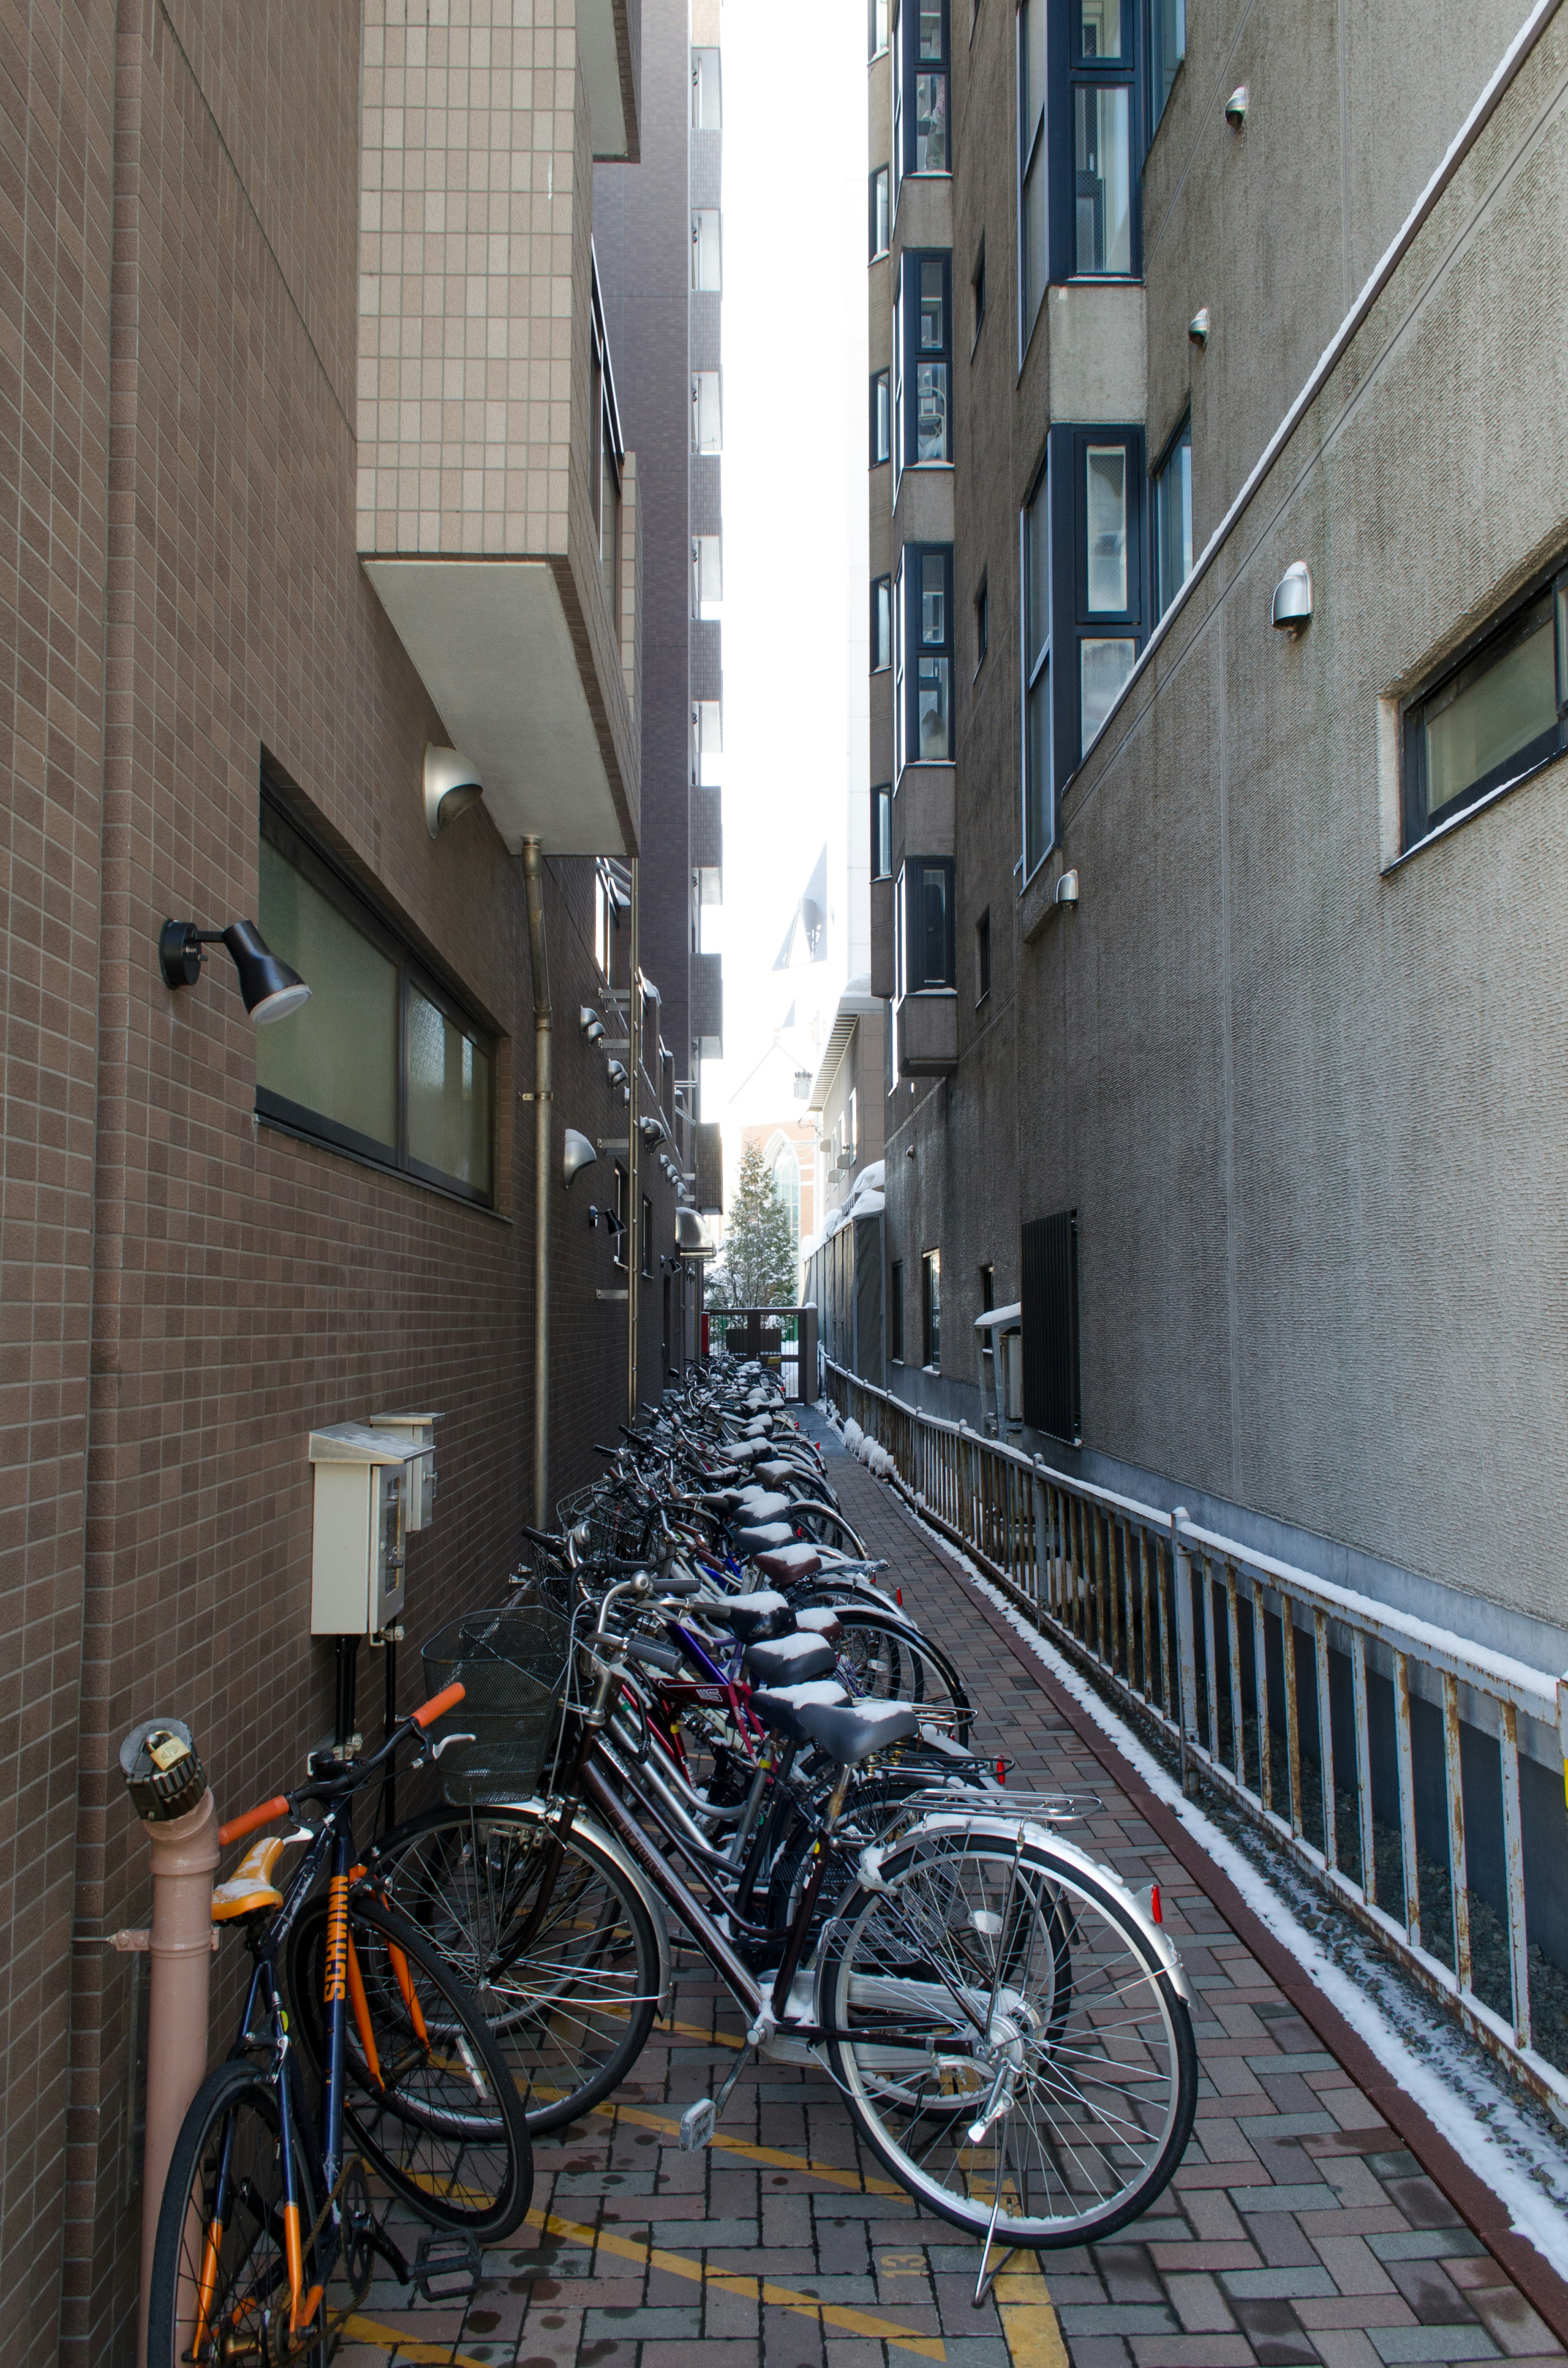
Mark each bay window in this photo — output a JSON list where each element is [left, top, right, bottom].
[[894, 543, 954, 773], [898, 858, 956, 993], [895, 0, 950, 195], [1154, 413, 1192, 616], [893, 250, 951, 485], [1022, 460, 1053, 874]]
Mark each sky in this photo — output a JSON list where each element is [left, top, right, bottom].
[[701, 0, 868, 1175]]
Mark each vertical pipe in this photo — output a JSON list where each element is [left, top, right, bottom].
[[626, 861, 641, 1422], [1498, 1704, 1532, 2049], [136, 1790, 220, 2368], [1315, 1609, 1338, 1871], [1172, 1509, 1195, 1790], [1353, 1630, 1376, 1904], [1254, 1589, 1274, 1816], [1200, 1549, 1218, 1759], [521, 838, 552, 1524], [1394, 1652, 1422, 1946], [1282, 1598, 1303, 1839], [1225, 1563, 1245, 1783]]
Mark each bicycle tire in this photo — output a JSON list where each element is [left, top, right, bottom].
[[147, 2057, 330, 2368], [285, 1891, 532, 2235], [831, 1608, 974, 1744], [364, 1802, 662, 2132], [817, 1824, 1197, 2247]]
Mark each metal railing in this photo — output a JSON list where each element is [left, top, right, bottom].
[[824, 1358, 1568, 2123], [706, 1305, 818, 1400]]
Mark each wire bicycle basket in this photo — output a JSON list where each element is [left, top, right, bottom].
[[421, 1606, 574, 1805]]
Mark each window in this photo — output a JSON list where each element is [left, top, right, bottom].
[[980, 1261, 996, 1312], [974, 573, 989, 669], [870, 0, 890, 55], [695, 699, 722, 784], [871, 575, 892, 673], [691, 210, 722, 291], [595, 860, 629, 982], [976, 906, 991, 1002], [871, 783, 893, 880], [691, 46, 721, 127], [590, 264, 624, 635], [1075, 429, 1142, 754], [900, 857, 956, 993], [642, 1194, 653, 1280], [1072, 0, 1136, 275], [692, 370, 722, 453], [1018, 0, 1048, 343], [693, 533, 722, 615], [1022, 461, 1053, 872], [1149, 0, 1185, 132], [869, 166, 891, 259], [889, 1258, 905, 1360], [1403, 564, 1568, 850], [971, 241, 986, 346], [895, 0, 950, 192], [612, 1164, 629, 1267], [870, 369, 891, 466], [257, 797, 494, 1204], [895, 542, 954, 772], [893, 251, 951, 482], [1021, 1211, 1080, 1441], [921, 1247, 942, 1368], [1154, 413, 1192, 617]]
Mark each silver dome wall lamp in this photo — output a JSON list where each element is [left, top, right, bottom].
[[1225, 85, 1248, 128], [1272, 561, 1313, 635], [579, 1006, 607, 1045], [563, 1128, 599, 1189], [158, 920, 311, 1023], [423, 743, 485, 838]]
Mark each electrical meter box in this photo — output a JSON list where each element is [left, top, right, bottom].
[[366, 1411, 442, 1530], [308, 1424, 432, 1637]]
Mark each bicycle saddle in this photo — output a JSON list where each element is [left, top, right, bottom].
[[735, 1488, 792, 1522], [699, 1590, 793, 1642], [752, 1460, 808, 1490], [742, 1630, 838, 1685], [753, 1542, 823, 1584], [734, 1520, 798, 1554], [751, 1686, 920, 1764]]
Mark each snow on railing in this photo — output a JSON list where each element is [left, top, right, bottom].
[[823, 1357, 1568, 2124]]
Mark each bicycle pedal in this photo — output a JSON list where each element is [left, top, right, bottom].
[[411, 2230, 484, 2303], [679, 2096, 717, 2151]]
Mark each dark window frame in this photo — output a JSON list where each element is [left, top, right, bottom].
[[1148, 0, 1186, 135], [1021, 1209, 1081, 1442], [1056, 421, 1146, 781], [900, 856, 957, 994], [1049, 0, 1143, 285], [1022, 453, 1054, 875], [871, 573, 893, 673], [870, 0, 891, 56], [870, 368, 891, 466], [889, 1257, 905, 1361], [894, 0, 951, 193], [895, 542, 955, 774], [893, 249, 952, 487], [975, 905, 991, 1003], [971, 240, 987, 348], [871, 783, 893, 881], [869, 165, 891, 259], [974, 571, 989, 671], [921, 1246, 942, 1369], [1153, 409, 1192, 618], [1402, 560, 1568, 851], [257, 791, 497, 1208]]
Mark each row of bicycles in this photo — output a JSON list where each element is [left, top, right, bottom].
[[151, 1356, 1198, 2364]]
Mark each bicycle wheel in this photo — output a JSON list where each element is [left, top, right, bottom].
[[147, 2058, 329, 2368], [818, 1824, 1197, 2247], [287, 1891, 532, 2235], [831, 1608, 974, 1744], [366, 1804, 662, 2132]]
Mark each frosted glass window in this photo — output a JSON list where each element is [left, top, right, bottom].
[[1423, 596, 1557, 820], [408, 988, 492, 1195], [1085, 445, 1129, 611], [1074, 85, 1131, 274], [257, 836, 397, 1152], [1081, 638, 1136, 751]]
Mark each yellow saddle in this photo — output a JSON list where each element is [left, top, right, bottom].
[[212, 1835, 292, 1922]]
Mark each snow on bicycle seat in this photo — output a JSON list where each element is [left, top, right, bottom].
[[747, 1678, 848, 1741], [753, 1541, 823, 1584], [752, 1686, 920, 1764], [793, 1605, 841, 1641], [735, 1520, 797, 1554], [753, 1460, 805, 1489], [701, 1590, 793, 1642], [735, 1488, 791, 1523], [742, 1415, 773, 1436], [724, 1438, 771, 1463], [742, 1630, 838, 1686], [212, 1835, 290, 1922]]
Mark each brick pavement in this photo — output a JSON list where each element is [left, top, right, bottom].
[[337, 1412, 1568, 2368]]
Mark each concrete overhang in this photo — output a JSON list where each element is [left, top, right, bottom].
[[364, 558, 636, 858], [582, 0, 640, 161], [808, 979, 882, 1112]]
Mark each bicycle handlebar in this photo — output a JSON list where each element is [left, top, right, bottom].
[[412, 1679, 466, 1730], [218, 1794, 290, 1849]]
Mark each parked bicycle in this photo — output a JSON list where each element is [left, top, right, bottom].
[[147, 1683, 532, 2368]]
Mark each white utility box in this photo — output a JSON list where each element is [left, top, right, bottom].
[[366, 1411, 442, 1529], [308, 1424, 432, 1637]]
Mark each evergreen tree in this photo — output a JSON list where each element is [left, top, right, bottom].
[[708, 1142, 798, 1308]]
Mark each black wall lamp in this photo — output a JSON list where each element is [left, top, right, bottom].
[[158, 920, 310, 1023]]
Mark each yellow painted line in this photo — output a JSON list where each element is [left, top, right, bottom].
[[994, 2254, 1070, 2368], [526, 2203, 947, 2361], [342, 2314, 491, 2366], [586, 2091, 908, 2196]]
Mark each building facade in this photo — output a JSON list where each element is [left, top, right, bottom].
[[857, 0, 1568, 1991], [0, 3, 715, 2358]]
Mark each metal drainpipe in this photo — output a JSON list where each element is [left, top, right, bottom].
[[521, 838, 551, 1524], [135, 1789, 220, 2367], [626, 859, 641, 1422]]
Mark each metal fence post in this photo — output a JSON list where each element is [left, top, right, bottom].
[[1171, 1508, 1196, 1792]]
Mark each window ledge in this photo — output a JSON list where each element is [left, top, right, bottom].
[[1019, 858, 1070, 943], [258, 1111, 509, 1220], [1381, 747, 1566, 875]]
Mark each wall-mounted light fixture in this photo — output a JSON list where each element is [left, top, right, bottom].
[[563, 1128, 599, 1189], [423, 744, 485, 839], [158, 920, 310, 1023], [1224, 85, 1248, 127], [605, 1059, 628, 1088], [580, 1006, 606, 1045], [638, 1114, 668, 1148], [1188, 308, 1211, 348], [1055, 868, 1080, 909], [1272, 561, 1313, 635]]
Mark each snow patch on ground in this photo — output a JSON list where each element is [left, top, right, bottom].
[[812, 1410, 1568, 2276]]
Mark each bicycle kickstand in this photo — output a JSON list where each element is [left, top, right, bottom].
[[678, 2011, 771, 2150]]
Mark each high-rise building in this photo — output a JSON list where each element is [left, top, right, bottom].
[[0, 4, 711, 2355], [843, 0, 1568, 1973]]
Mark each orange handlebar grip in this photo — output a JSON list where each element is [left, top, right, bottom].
[[218, 1794, 290, 1849], [412, 1680, 466, 1730]]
